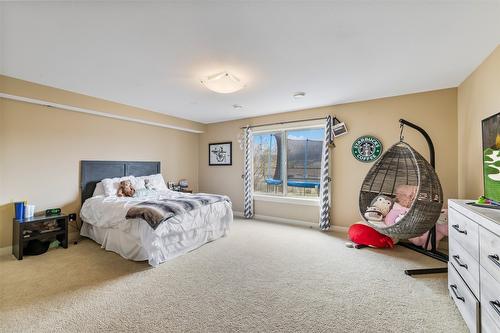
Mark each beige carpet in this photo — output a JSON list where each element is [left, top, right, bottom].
[[0, 218, 466, 333]]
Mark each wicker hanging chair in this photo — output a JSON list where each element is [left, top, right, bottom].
[[358, 141, 443, 239]]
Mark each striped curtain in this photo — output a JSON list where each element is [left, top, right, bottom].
[[243, 127, 254, 219], [319, 116, 333, 230]]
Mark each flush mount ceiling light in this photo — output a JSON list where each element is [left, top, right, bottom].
[[232, 104, 243, 109], [201, 72, 245, 94], [293, 92, 306, 100]]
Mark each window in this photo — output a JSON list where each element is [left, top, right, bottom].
[[253, 126, 324, 198]]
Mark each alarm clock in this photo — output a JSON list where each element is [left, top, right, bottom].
[[45, 208, 61, 216]]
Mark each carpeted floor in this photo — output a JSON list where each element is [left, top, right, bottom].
[[0, 218, 466, 333]]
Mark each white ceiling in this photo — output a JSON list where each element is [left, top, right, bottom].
[[1, 1, 499, 124]]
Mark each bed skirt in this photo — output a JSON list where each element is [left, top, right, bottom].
[[81, 201, 232, 266]]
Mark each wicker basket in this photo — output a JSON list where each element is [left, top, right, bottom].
[[359, 141, 443, 239]]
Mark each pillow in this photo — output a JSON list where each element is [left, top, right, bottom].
[[133, 188, 157, 198], [101, 176, 136, 197], [135, 174, 168, 192], [92, 182, 105, 197], [348, 223, 394, 249], [384, 202, 409, 227]]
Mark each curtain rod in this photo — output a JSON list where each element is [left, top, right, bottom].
[[240, 116, 336, 130]]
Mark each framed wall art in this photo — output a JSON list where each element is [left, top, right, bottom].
[[209, 142, 232, 166]]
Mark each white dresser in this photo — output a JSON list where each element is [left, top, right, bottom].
[[448, 199, 500, 332]]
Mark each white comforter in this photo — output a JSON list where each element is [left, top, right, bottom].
[[80, 191, 232, 266]]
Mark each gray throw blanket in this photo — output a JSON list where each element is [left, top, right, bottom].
[[126, 194, 231, 229]]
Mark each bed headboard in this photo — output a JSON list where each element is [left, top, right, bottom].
[[80, 160, 161, 204]]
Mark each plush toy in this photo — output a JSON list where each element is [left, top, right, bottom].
[[144, 179, 156, 191], [364, 195, 393, 226], [347, 223, 394, 249], [117, 180, 136, 197]]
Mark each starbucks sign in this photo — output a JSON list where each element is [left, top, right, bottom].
[[352, 136, 383, 162]]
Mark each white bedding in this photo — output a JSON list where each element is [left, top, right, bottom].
[[80, 191, 232, 266]]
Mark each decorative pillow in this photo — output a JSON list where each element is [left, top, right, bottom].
[[92, 182, 105, 197], [135, 174, 168, 192], [101, 176, 136, 197], [133, 188, 157, 198], [348, 223, 394, 249], [384, 202, 409, 227]]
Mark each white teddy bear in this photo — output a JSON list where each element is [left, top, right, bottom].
[[364, 195, 393, 227]]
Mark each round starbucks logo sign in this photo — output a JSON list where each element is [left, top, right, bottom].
[[352, 136, 383, 162]]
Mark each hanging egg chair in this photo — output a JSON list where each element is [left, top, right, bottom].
[[358, 141, 443, 240]]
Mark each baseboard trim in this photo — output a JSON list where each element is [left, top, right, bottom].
[[254, 213, 320, 230], [330, 225, 349, 233], [232, 210, 348, 233], [0, 246, 12, 257], [233, 211, 244, 218]]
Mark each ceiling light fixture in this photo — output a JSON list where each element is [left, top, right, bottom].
[[293, 92, 306, 100], [201, 72, 245, 94], [232, 104, 243, 109]]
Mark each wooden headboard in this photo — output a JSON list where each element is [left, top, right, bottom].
[[80, 160, 161, 204]]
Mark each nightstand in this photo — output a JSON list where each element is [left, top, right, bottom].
[[170, 186, 193, 193], [12, 214, 69, 260]]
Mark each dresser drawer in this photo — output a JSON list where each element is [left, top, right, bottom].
[[448, 263, 480, 333], [482, 310, 500, 333], [480, 266, 500, 329], [480, 226, 500, 281], [449, 208, 479, 260], [449, 236, 480, 297]]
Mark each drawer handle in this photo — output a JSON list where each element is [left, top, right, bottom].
[[450, 284, 465, 302], [490, 300, 500, 317], [452, 224, 467, 235], [488, 254, 500, 269], [452, 255, 468, 269]]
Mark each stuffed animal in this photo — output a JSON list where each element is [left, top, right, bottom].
[[364, 195, 393, 225], [347, 223, 395, 249], [117, 180, 136, 197], [144, 179, 156, 191]]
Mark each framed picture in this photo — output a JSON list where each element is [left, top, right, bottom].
[[209, 142, 232, 166], [482, 112, 500, 201], [332, 122, 348, 138]]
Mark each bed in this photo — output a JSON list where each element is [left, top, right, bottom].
[[79, 161, 232, 266]]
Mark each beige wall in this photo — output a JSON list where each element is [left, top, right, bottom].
[[199, 89, 458, 227], [2, 69, 479, 247], [0, 76, 203, 248], [458, 46, 500, 199]]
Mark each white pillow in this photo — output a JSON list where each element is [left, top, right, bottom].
[[92, 182, 105, 196], [101, 176, 136, 197], [135, 174, 168, 192]]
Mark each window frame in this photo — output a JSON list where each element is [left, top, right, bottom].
[[252, 124, 325, 202]]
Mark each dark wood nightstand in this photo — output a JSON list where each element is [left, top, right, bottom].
[[12, 214, 69, 260], [171, 187, 193, 193]]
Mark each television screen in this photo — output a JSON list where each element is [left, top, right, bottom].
[[482, 112, 500, 202]]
